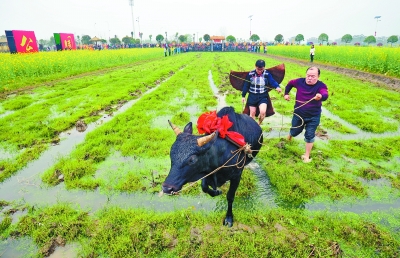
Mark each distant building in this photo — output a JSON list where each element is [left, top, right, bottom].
[[210, 36, 225, 43]]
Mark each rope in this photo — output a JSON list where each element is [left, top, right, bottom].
[[168, 143, 252, 195], [229, 73, 277, 91], [229, 72, 316, 131]]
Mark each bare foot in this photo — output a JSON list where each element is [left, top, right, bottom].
[[301, 154, 312, 163]]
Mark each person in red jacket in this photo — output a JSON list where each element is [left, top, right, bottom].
[[284, 66, 329, 163]]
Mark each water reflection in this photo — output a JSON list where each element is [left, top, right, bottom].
[[321, 107, 400, 140]]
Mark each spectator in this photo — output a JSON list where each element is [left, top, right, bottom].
[[310, 45, 315, 62]]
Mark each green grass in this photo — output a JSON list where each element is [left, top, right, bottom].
[[2, 203, 399, 257], [1, 51, 400, 257]]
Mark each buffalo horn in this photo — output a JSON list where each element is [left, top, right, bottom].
[[197, 132, 216, 146], [168, 120, 181, 135]]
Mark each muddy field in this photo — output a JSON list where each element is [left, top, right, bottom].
[[1, 51, 399, 257]]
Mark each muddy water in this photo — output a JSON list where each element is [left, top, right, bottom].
[[208, 70, 227, 110], [321, 107, 400, 140]]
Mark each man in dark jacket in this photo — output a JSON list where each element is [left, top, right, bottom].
[[242, 59, 282, 125]]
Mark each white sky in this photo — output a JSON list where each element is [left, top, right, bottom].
[[1, 0, 399, 42]]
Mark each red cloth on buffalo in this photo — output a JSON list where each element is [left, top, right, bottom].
[[197, 111, 246, 147]]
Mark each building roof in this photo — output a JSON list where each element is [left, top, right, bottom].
[[210, 36, 225, 40], [90, 36, 102, 41]]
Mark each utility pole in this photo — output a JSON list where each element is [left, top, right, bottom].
[[374, 16, 381, 37], [129, 0, 135, 39], [248, 15, 253, 38], [136, 17, 140, 43]]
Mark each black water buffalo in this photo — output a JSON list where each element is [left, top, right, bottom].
[[162, 106, 263, 226]]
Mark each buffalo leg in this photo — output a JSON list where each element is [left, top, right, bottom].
[[224, 177, 240, 227], [201, 175, 222, 197]]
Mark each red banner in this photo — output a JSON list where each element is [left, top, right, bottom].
[[12, 30, 38, 53], [60, 33, 76, 50]]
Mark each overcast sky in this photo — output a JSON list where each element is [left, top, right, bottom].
[[1, 0, 399, 42]]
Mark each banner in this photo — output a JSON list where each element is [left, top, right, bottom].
[[5, 30, 38, 53], [60, 33, 76, 50], [54, 33, 76, 50], [54, 33, 76, 51]]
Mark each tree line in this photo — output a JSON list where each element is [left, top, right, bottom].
[[4, 31, 397, 49]]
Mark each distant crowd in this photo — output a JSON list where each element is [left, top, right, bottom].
[[36, 42, 272, 52], [162, 42, 269, 53]]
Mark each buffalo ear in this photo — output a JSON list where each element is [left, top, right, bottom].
[[183, 122, 193, 134]]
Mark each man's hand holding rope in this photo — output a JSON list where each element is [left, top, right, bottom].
[[313, 93, 322, 101], [284, 93, 322, 102]]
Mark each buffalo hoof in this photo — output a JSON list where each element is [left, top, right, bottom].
[[215, 189, 222, 196], [207, 189, 222, 197], [223, 216, 233, 227]]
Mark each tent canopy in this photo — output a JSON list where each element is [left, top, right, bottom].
[[90, 36, 102, 42]]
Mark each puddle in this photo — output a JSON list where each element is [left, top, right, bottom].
[[208, 70, 227, 110], [151, 115, 173, 129], [48, 243, 79, 258], [0, 147, 20, 160], [0, 237, 38, 258], [184, 105, 201, 115], [261, 111, 292, 139], [306, 197, 400, 213], [246, 160, 277, 206], [321, 107, 400, 140]]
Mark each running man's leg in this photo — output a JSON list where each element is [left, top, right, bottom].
[[258, 103, 267, 125]]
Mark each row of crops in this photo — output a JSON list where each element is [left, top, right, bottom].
[[268, 45, 400, 77], [0, 48, 164, 92], [1, 45, 400, 95], [1, 50, 400, 256]]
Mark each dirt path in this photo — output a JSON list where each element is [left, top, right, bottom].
[[264, 54, 400, 92]]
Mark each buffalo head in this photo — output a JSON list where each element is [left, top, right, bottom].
[[162, 121, 218, 195]]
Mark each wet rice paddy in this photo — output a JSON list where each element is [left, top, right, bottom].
[[1, 50, 400, 257]]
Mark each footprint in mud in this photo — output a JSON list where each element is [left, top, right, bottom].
[[75, 120, 87, 132], [316, 130, 329, 140]]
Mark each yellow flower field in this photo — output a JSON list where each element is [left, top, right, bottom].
[[0, 48, 163, 92], [269, 45, 400, 77]]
